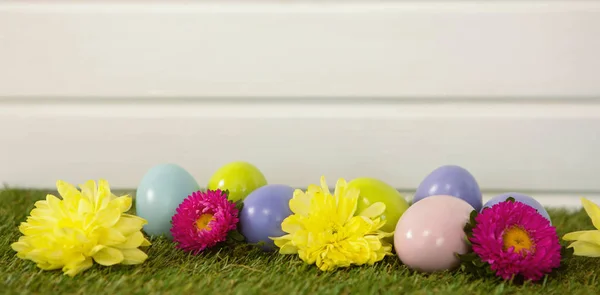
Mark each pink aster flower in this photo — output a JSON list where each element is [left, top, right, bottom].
[[469, 200, 561, 281], [170, 189, 239, 254]]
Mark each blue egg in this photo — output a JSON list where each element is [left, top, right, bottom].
[[413, 165, 483, 211], [483, 192, 552, 224], [239, 184, 295, 251], [136, 163, 200, 238]]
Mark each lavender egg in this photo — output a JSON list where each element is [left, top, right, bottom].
[[394, 195, 474, 273], [239, 184, 295, 251], [413, 165, 483, 211], [483, 192, 552, 224]]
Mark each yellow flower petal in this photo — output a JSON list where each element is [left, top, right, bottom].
[[358, 202, 386, 218], [110, 196, 132, 213], [97, 227, 127, 246], [569, 230, 600, 245], [114, 214, 147, 236], [581, 197, 600, 230], [46, 194, 66, 218], [96, 208, 121, 228], [121, 248, 148, 265], [115, 231, 145, 249], [280, 215, 304, 234], [563, 230, 598, 241], [89, 245, 106, 256], [140, 238, 151, 247], [92, 247, 124, 266], [568, 240, 600, 257], [336, 189, 358, 224], [10, 241, 29, 253], [78, 198, 93, 216], [56, 180, 82, 204], [279, 243, 299, 254], [79, 180, 98, 205], [289, 190, 311, 216], [63, 257, 93, 277], [320, 176, 331, 194], [96, 179, 112, 211], [37, 262, 63, 271]]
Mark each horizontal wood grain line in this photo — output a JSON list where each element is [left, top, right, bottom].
[[1, 100, 599, 118]]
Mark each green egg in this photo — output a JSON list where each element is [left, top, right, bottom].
[[346, 177, 409, 234], [207, 161, 267, 202]]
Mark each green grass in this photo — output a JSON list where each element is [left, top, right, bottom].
[[1, 189, 600, 295]]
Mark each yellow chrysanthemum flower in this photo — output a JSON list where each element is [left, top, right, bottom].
[[271, 176, 393, 271], [11, 179, 151, 276], [563, 197, 600, 257]]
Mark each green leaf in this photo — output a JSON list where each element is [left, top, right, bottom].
[[226, 229, 246, 243], [234, 200, 244, 212], [222, 189, 230, 198], [469, 210, 478, 223], [506, 197, 516, 203]]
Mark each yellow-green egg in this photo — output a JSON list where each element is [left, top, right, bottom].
[[346, 177, 409, 234], [207, 161, 267, 202]]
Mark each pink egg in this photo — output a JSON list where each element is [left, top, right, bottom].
[[394, 195, 474, 272]]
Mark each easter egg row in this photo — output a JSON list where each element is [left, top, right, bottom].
[[134, 162, 551, 260], [134, 162, 411, 245]]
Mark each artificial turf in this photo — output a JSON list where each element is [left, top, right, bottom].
[[1, 188, 600, 295]]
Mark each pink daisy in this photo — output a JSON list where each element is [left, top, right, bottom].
[[469, 200, 561, 281], [170, 189, 239, 254]]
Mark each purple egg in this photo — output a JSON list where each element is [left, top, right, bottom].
[[239, 184, 295, 251], [483, 192, 552, 224], [413, 165, 482, 211]]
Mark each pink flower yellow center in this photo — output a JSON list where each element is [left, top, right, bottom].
[[195, 214, 214, 231], [502, 225, 534, 254]]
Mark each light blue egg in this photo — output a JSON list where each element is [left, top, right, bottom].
[[136, 163, 200, 238], [483, 192, 552, 225]]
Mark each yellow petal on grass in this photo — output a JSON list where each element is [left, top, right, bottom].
[[92, 247, 124, 266], [563, 230, 599, 241], [114, 214, 147, 236], [63, 257, 93, 277], [140, 238, 151, 247], [358, 202, 386, 218], [581, 197, 600, 230], [567, 230, 600, 245], [37, 261, 63, 271], [115, 231, 145, 249], [121, 248, 149, 265], [567, 240, 600, 257], [10, 241, 30, 253]]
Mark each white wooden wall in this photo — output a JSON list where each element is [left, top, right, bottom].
[[1, 1, 599, 207]]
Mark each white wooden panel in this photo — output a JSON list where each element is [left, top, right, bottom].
[[1, 1, 600, 209], [1, 1, 600, 98], [1, 99, 599, 195]]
